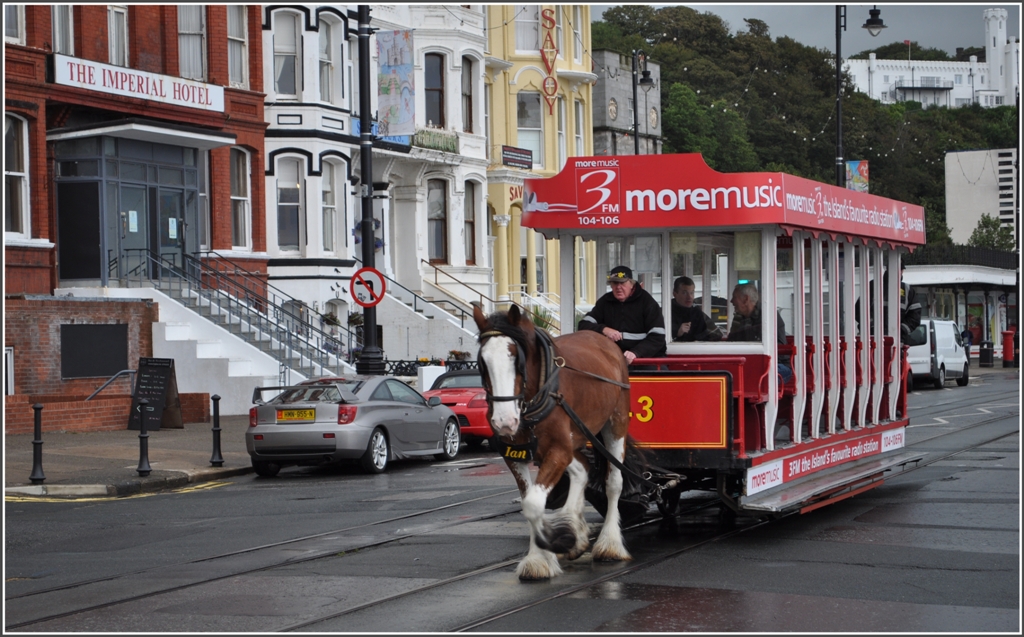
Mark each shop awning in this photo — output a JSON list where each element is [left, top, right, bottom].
[[47, 118, 235, 150]]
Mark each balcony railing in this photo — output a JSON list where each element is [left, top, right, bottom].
[[904, 244, 1018, 269]]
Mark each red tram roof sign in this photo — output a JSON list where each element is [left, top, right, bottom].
[[522, 153, 926, 247]]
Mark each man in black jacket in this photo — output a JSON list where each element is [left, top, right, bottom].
[[578, 265, 666, 365], [671, 276, 723, 342]]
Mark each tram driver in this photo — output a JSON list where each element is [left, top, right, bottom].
[[727, 282, 793, 384], [578, 265, 667, 366]]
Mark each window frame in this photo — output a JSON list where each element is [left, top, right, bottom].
[[51, 5, 73, 54], [108, 5, 129, 67], [516, 91, 544, 169], [555, 7, 563, 56], [464, 181, 476, 265], [318, 18, 338, 104], [321, 160, 342, 253], [227, 5, 248, 89], [276, 156, 304, 252], [229, 147, 251, 250], [274, 11, 301, 98], [572, 6, 582, 63], [461, 56, 473, 133], [574, 99, 584, 156], [425, 52, 446, 129], [427, 178, 448, 264], [515, 4, 539, 52], [557, 97, 567, 170], [4, 114, 31, 239], [5, 5, 25, 45], [178, 5, 207, 81]]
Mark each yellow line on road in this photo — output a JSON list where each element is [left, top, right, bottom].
[[4, 481, 230, 503]]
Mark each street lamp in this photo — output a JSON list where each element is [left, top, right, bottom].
[[632, 49, 655, 155], [836, 5, 886, 187]]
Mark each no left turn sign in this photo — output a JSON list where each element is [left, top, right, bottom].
[[350, 267, 387, 308]]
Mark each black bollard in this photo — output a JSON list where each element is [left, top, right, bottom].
[[137, 398, 152, 477], [209, 394, 224, 467], [29, 403, 46, 484]]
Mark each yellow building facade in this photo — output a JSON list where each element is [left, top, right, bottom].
[[483, 5, 599, 319]]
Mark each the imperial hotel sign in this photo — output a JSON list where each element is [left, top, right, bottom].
[[53, 54, 225, 112]]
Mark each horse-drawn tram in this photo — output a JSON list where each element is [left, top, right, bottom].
[[518, 153, 928, 520]]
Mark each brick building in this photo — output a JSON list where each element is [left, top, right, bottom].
[[4, 5, 266, 413]]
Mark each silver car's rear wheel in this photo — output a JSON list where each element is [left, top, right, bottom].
[[435, 418, 461, 461], [361, 428, 389, 473], [252, 460, 281, 478]]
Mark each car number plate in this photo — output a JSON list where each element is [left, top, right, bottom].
[[277, 409, 315, 421]]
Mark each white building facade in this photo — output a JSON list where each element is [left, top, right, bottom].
[[846, 8, 1019, 108], [945, 148, 1018, 241]]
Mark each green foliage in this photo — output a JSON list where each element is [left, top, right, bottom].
[[850, 41, 951, 61], [592, 6, 1018, 247], [968, 214, 1016, 251]]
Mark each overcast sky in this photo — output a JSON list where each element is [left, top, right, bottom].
[[594, 4, 1021, 57]]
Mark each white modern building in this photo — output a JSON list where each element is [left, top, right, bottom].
[[945, 148, 1018, 241], [846, 8, 1019, 108]]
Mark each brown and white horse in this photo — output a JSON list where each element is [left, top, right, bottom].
[[473, 304, 633, 580]]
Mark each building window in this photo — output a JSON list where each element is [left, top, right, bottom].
[[277, 157, 303, 251], [484, 84, 491, 160], [319, 22, 335, 103], [517, 91, 543, 168], [627, 98, 635, 130], [274, 12, 300, 97], [461, 56, 473, 133], [572, 6, 582, 63], [555, 7, 563, 55], [5, 115, 30, 237], [955, 74, 963, 84], [51, 5, 73, 53], [574, 99, 584, 156], [557, 97, 566, 170], [108, 5, 129, 67], [427, 179, 447, 263], [322, 162, 338, 252], [229, 148, 250, 249], [515, 4, 539, 51], [5, 5, 24, 44], [227, 6, 248, 88], [883, 75, 889, 83], [425, 53, 445, 128], [464, 181, 476, 265], [178, 6, 206, 81]]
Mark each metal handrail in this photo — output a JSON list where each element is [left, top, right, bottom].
[[420, 259, 498, 309], [349, 257, 476, 327], [123, 250, 355, 379], [86, 369, 137, 401]]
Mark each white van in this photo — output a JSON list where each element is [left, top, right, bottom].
[[906, 319, 970, 390]]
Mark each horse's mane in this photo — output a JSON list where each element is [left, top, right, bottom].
[[482, 309, 535, 352]]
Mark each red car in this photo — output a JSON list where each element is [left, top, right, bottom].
[[421, 369, 493, 449]]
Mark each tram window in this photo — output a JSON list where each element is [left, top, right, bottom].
[[598, 236, 663, 299], [776, 236, 795, 343], [669, 232, 734, 334]]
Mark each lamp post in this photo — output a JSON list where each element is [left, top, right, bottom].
[[355, 4, 384, 375], [836, 5, 886, 187], [631, 49, 655, 155]]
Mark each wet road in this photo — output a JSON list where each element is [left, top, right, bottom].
[[5, 371, 1019, 632]]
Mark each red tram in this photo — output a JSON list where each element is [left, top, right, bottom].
[[523, 153, 927, 517]]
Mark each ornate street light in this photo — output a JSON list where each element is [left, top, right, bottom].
[[837, 5, 886, 187], [632, 50, 655, 155]]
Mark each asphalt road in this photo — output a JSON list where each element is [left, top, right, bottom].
[[4, 370, 1019, 633]]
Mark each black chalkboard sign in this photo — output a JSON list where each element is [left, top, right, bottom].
[[127, 357, 183, 430]]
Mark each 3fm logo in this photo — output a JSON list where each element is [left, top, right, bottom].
[[576, 167, 621, 215]]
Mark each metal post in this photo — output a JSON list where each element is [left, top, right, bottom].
[[209, 394, 224, 467], [29, 403, 45, 484], [632, 51, 641, 155], [137, 398, 152, 476], [836, 5, 846, 188], [356, 4, 385, 375]]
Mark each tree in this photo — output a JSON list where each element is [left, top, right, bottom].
[[968, 214, 1016, 251]]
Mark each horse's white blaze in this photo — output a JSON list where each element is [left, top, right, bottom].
[[480, 335, 521, 435]]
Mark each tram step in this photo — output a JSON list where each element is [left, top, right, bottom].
[[739, 449, 927, 514]]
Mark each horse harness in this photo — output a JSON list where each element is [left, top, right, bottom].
[[477, 326, 677, 498]]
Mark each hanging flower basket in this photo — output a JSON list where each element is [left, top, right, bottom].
[[374, 238, 385, 252], [354, 218, 382, 231]]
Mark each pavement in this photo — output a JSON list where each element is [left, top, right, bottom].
[[4, 361, 1018, 499]]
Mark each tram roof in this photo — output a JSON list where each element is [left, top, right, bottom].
[[522, 153, 926, 249]]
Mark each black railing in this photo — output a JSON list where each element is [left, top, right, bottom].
[[383, 359, 479, 376], [904, 244, 1018, 270]]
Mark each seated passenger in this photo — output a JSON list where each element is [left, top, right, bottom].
[[727, 283, 793, 384], [671, 276, 724, 342], [578, 265, 667, 365]]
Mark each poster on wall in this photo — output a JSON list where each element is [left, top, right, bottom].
[[846, 160, 869, 193], [967, 304, 984, 344], [377, 30, 415, 136]]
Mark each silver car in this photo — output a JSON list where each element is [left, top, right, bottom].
[[246, 376, 461, 476]]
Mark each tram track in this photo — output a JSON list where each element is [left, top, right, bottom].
[[7, 403, 1016, 632]]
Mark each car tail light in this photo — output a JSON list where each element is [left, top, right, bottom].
[[249, 407, 258, 427], [323, 433, 336, 438], [338, 405, 358, 424], [468, 392, 489, 409], [253, 434, 264, 440]]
